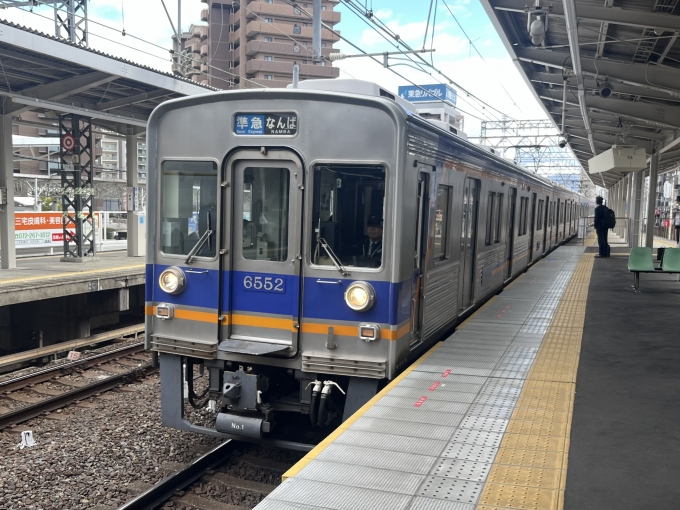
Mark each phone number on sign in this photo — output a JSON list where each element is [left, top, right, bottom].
[[243, 275, 285, 293]]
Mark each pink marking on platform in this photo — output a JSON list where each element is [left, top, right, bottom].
[[414, 396, 427, 407], [429, 382, 440, 391], [442, 369, 452, 378]]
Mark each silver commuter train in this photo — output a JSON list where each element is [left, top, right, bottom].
[[145, 79, 592, 442]]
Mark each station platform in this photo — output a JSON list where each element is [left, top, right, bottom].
[[255, 240, 680, 510], [0, 251, 144, 306]]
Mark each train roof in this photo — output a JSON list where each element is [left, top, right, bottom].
[[148, 79, 589, 201]]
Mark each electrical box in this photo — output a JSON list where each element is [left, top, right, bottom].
[[588, 146, 647, 176]]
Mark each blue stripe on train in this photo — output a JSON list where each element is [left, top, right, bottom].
[[149, 264, 413, 326]]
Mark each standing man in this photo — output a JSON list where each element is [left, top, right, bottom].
[[675, 214, 680, 245], [594, 196, 609, 258]]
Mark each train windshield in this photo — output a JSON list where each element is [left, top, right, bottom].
[[311, 164, 386, 269], [160, 160, 218, 257]]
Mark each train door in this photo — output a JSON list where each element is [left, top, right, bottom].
[[411, 171, 430, 348], [460, 178, 479, 310], [218, 153, 303, 356], [505, 187, 517, 280], [542, 196, 549, 253], [528, 192, 537, 263]]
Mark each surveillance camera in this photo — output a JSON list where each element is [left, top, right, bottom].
[[598, 81, 614, 98], [558, 137, 567, 149]]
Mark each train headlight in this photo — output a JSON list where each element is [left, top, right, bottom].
[[159, 266, 186, 295], [344, 281, 375, 312]]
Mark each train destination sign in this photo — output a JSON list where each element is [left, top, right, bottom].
[[234, 113, 298, 136]]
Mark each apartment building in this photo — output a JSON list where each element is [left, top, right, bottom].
[[100, 135, 148, 182], [182, 0, 341, 89]]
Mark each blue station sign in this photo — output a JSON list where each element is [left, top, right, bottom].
[[398, 84, 457, 105]]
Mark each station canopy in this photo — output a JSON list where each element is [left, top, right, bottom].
[[481, 0, 680, 188], [0, 19, 213, 134]]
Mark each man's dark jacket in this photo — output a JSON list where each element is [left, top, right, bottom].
[[594, 204, 606, 231]]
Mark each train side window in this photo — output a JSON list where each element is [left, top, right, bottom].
[[241, 167, 290, 262], [310, 164, 386, 269], [494, 194, 503, 243], [434, 185, 451, 260], [518, 197, 528, 236], [537, 199, 544, 230], [485, 192, 495, 246], [160, 160, 217, 257]]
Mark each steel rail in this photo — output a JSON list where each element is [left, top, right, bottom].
[[0, 363, 156, 430], [0, 342, 146, 393], [116, 440, 236, 510]]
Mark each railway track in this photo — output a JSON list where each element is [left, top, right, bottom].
[[118, 440, 301, 510], [0, 338, 156, 430]]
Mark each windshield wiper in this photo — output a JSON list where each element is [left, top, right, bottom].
[[185, 229, 214, 265], [318, 237, 350, 276]]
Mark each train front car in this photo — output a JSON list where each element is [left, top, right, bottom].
[[145, 83, 409, 443]]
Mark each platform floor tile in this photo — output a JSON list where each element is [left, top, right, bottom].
[[316, 444, 438, 474], [334, 429, 448, 456], [349, 416, 457, 440], [295, 460, 426, 495]]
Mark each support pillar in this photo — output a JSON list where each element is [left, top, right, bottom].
[[126, 128, 140, 257], [645, 151, 659, 248], [631, 169, 643, 248], [0, 113, 15, 269]]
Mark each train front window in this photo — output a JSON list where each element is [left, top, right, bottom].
[[160, 161, 217, 257], [241, 167, 290, 262], [311, 164, 386, 269]]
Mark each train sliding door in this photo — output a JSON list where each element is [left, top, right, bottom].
[[219, 153, 303, 357], [411, 171, 430, 348], [505, 187, 517, 280], [460, 178, 479, 310]]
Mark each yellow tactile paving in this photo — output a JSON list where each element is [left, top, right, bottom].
[[477, 250, 594, 510]]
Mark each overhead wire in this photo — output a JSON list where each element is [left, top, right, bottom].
[[338, 0, 503, 121], [281, 0, 491, 121], [341, 0, 513, 120]]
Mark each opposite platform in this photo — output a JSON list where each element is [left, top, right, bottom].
[[255, 245, 592, 510], [0, 251, 144, 306]]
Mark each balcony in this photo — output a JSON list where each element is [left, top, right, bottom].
[[246, 40, 337, 58], [244, 78, 291, 89], [201, 8, 208, 22], [245, 59, 339, 79], [245, 21, 340, 43], [245, 2, 341, 25]]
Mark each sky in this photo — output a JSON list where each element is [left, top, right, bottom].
[[0, 0, 550, 138]]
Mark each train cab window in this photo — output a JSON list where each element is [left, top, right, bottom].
[[494, 194, 503, 243], [160, 160, 217, 257], [434, 185, 451, 260], [311, 164, 386, 269], [242, 167, 290, 262]]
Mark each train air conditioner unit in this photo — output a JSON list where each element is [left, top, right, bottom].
[[588, 145, 647, 176]]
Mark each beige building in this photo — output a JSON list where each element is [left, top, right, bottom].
[[182, 0, 341, 89]]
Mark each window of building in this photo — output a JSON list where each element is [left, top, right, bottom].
[[321, 43, 326, 48], [303, 23, 308, 27], [264, 56, 273, 61], [293, 24, 301, 34], [242, 167, 290, 262], [318, 61, 325, 66], [265, 18, 273, 23], [485, 192, 495, 246], [322, 5, 327, 10], [294, 7, 301, 14], [311, 164, 386, 269], [161, 160, 217, 258], [264, 74, 273, 80], [494, 194, 503, 243], [265, 0, 273, 3], [264, 37, 273, 42], [434, 186, 451, 260]]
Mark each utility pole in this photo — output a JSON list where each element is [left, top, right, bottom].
[[312, 0, 323, 64]]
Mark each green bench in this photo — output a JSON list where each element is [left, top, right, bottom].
[[628, 247, 680, 292]]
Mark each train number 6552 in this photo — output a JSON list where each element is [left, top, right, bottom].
[[243, 275, 285, 293]]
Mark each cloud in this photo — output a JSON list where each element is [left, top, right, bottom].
[[375, 8, 393, 19]]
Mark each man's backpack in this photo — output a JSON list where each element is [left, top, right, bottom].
[[604, 207, 616, 230]]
